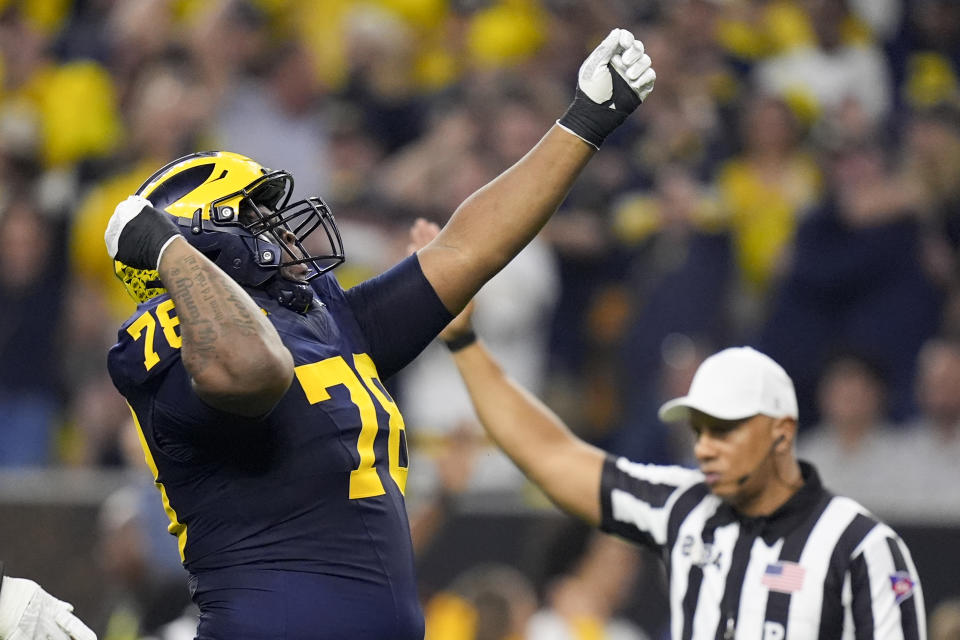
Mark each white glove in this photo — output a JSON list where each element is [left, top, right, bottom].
[[578, 28, 655, 105], [0, 577, 96, 640], [558, 28, 656, 148]]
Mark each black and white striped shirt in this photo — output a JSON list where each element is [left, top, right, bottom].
[[600, 458, 926, 639]]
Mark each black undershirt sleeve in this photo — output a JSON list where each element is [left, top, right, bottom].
[[345, 254, 453, 380]]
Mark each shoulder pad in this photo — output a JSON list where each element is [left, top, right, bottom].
[[108, 295, 183, 386]]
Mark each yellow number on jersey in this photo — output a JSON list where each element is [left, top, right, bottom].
[[354, 354, 408, 495], [155, 298, 182, 349], [126, 300, 183, 370], [295, 355, 408, 499], [127, 310, 160, 370]]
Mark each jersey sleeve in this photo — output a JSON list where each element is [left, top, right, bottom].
[[599, 456, 706, 552], [847, 525, 926, 640], [343, 254, 453, 380]]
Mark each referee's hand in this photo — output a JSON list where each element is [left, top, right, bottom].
[[0, 577, 97, 640]]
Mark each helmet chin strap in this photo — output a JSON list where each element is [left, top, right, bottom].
[[264, 274, 316, 314]]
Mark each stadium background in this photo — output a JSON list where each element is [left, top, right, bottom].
[[1, 0, 960, 638]]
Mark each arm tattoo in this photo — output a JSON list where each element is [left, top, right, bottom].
[[165, 254, 267, 375]]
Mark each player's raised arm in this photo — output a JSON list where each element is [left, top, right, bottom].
[[105, 196, 293, 416], [418, 28, 655, 313], [438, 302, 606, 525]]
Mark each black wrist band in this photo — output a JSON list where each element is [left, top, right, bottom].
[[558, 89, 627, 148], [443, 329, 477, 353], [115, 204, 182, 270], [558, 65, 643, 148]]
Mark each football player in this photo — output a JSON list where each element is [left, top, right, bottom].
[[103, 29, 654, 639]]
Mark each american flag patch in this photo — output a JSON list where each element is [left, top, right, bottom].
[[762, 561, 806, 593], [890, 572, 915, 604]]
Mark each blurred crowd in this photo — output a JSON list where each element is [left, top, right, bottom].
[[3, 0, 960, 637]]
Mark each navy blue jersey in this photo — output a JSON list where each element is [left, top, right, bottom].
[[107, 255, 451, 639]]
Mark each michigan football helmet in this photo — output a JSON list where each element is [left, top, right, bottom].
[[114, 151, 343, 309]]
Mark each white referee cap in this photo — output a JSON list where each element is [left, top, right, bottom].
[[658, 346, 798, 422]]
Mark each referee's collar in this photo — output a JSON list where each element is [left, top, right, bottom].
[[722, 461, 827, 543]]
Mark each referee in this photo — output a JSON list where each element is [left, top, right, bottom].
[[439, 309, 926, 638]]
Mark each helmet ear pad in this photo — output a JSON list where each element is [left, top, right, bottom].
[[186, 222, 283, 288]]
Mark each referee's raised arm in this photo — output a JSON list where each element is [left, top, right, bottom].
[[438, 303, 607, 526]]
